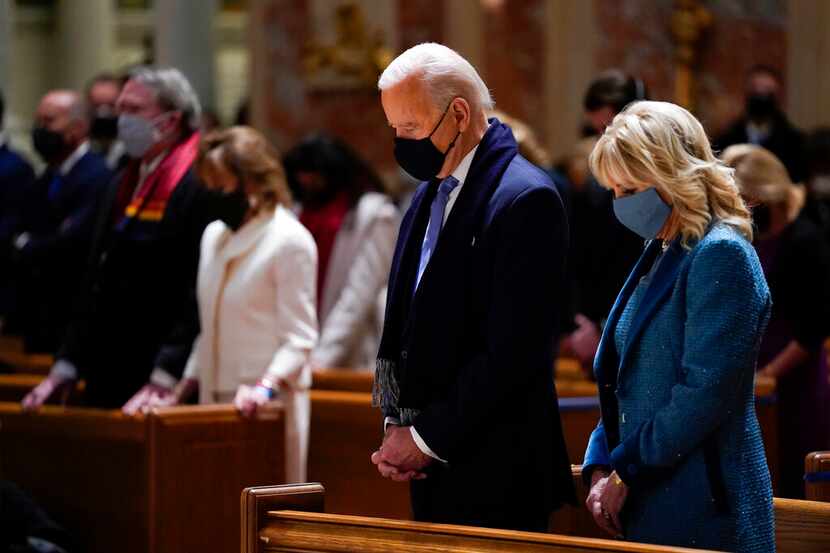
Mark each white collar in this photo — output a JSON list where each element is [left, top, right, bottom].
[[140, 149, 168, 177], [449, 142, 479, 185], [59, 141, 90, 176]]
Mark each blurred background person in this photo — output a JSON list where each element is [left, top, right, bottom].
[[559, 70, 645, 375], [0, 88, 35, 333], [125, 126, 318, 483], [283, 134, 399, 371], [723, 143, 830, 499], [713, 65, 806, 183], [802, 128, 830, 245], [13, 89, 111, 353], [22, 67, 218, 410], [85, 72, 127, 170]]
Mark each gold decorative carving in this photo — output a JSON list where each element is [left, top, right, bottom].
[[671, 0, 712, 110], [303, 1, 394, 90]]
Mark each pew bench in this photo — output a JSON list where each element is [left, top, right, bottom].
[[0, 402, 285, 553], [243, 477, 830, 553], [241, 483, 716, 553], [805, 451, 830, 501]]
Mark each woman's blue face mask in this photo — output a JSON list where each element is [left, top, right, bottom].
[[612, 187, 672, 240]]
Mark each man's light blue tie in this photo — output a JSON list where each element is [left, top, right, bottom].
[[414, 176, 459, 295]]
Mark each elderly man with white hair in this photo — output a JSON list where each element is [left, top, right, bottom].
[[370, 42, 575, 531], [23, 67, 220, 411]]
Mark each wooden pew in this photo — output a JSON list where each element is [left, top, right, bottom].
[[0, 373, 43, 401], [241, 483, 719, 553], [307, 375, 780, 519], [0, 402, 284, 553], [0, 348, 53, 374], [241, 476, 830, 553], [805, 451, 830, 501]]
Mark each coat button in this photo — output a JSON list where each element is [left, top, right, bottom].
[[401, 350, 408, 360]]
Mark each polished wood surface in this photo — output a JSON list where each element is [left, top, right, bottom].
[[0, 402, 284, 553], [243, 484, 719, 553], [805, 451, 830, 502], [309, 389, 412, 519], [774, 497, 830, 553]]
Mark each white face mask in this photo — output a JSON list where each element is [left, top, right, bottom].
[[117, 112, 172, 158]]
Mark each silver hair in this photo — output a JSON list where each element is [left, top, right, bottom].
[[378, 42, 493, 113], [128, 66, 202, 133]]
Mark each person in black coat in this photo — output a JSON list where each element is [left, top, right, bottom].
[[12, 90, 111, 353], [370, 43, 575, 532], [713, 65, 807, 183], [724, 144, 830, 498], [0, 90, 36, 327], [559, 70, 645, 374], [22, 67, 218, 410]]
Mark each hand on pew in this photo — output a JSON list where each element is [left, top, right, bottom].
[[123, 383, 177, 415], [585, 468, 628, 539], [371, 425, 430, 482], [21, 374, 73, 411], [122, 377, 198, 415]]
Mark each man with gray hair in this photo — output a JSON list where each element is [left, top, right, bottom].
[[370, 43, 575, 531], [13, 89, 111, 352], [23, 67, 219, 411]]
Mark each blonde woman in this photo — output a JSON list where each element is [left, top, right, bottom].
[[582, 101, 774, 552], [124, 126, 318, 483], [723, 144, 830, 499]]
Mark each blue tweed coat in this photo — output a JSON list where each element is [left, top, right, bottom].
[[583, 222, 775, 553]]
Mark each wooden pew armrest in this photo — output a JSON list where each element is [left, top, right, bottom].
[[241, 483, 325, 553]]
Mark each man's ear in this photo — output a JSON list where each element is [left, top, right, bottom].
[[452, 98, 472, 133], [164, 111, 184, 134]]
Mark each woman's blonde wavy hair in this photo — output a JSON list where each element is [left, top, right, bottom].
[[589, 100, 753, 246]]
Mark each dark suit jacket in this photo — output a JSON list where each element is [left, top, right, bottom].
[[15, 150, 111, 351], [377, 120, 575, 530], [0, 145, 35, 315], [713, 115, 807, 183], [59, 158, 217, 407]]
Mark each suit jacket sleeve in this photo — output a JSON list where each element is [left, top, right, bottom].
[[411, 185, 567, 462], [608, 238, 771, 486], [264, 230, 319, 388], [152, 177, 214, 379], [311, 204, 399, 368]]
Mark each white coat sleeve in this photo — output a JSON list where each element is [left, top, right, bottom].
[[264, 234, 319, 388]]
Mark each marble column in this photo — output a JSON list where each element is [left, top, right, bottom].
[[787, 0, 830, 129], [58, 0, 113, 90], [155, 0, 218, 111], [544, 0, 597, 160]]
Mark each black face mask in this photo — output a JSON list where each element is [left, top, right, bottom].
[[753, 203, 771, 234], [32, 127, 67, 162], [216, 186, 251, 231], [91, 115, 119, 141], [393, 101, 461, 181], [746, 93, 778, 122]]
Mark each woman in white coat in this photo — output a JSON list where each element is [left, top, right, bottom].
[[126, 126, 318, 482], [283, 135, 399, 370]]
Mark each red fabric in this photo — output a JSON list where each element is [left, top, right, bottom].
[[115, 132, 201, 224], [299, 192, 351, 309]]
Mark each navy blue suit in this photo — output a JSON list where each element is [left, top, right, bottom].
[[0, 144, 35, 317], [16, 149, 111, 352], [376, 120, 575, 531]]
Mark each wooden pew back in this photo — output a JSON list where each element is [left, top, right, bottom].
[[0, 402, 284, 553], [805, 451, 830, 502], [243, 478, 830, 553], [241, 483, 718, 553]]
